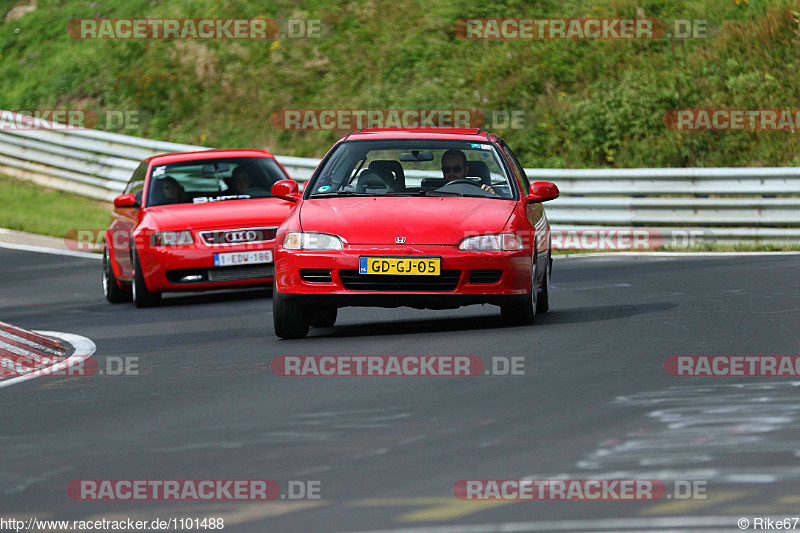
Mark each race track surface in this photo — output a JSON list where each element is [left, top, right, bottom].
[[1, 248, 799, 532]]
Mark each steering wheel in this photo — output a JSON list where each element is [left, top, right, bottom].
[[442, 178, 482, 187]]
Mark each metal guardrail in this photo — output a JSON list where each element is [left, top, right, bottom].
[[0, 109, 798, 244], [0, 110, 319, 200]]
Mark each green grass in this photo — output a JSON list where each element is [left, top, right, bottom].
[[2, 0, 799, 167], [0, 174, 111, 238]]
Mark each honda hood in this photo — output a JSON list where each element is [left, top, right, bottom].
[[298, 196, 517, 245]]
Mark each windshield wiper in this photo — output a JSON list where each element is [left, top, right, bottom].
[[424, 190, 463, 197], [424, 190, 495, 198], [310, 191, 374, 197]]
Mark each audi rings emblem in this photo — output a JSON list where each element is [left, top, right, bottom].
[[225, 230, 259, 243]]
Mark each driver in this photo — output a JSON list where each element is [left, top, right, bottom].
[[231, 166, 269, 197], [441, 149, 496, 195], [231, 166, 254, 194]]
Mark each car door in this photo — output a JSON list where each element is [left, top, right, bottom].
[[110, 161, 147, 279]]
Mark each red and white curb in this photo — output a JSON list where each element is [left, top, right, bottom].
[[0, 321, 96, 388]]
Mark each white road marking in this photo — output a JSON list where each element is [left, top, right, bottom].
[[0, 331, 96, 388], [332, 515, 750, 533], [0, 242, 100, 259]]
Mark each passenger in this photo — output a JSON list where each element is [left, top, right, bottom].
[[159, 176, 184, 204]]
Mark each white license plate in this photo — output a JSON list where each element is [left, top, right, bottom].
[[213, 250, 273, 267]]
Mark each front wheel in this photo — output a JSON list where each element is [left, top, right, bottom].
[[308, 306, 337, 327], [501, 272, 537, 326], [273, 281, 310, 339], [536, 255, 550, 314], [132, 249, 161, 308]]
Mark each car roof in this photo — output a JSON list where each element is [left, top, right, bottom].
[[342, 128, 496, 142], [145, 149, 277, 166]]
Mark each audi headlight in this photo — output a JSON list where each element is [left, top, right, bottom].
[[151, 230, 194, 246], [458, 233, 523, 251], [283, 232, 344, 250]]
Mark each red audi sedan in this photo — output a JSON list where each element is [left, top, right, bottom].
[[270, 128, 559, 338], [103, 149, 298, 307]]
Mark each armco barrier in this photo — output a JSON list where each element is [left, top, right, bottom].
[[0, 109, 798, 244], [0, 110, 319, 200]]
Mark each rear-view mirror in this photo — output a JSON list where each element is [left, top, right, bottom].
[[399, 151, 434, 162]]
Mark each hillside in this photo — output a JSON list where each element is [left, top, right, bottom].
[[1, 0, 799, 168]]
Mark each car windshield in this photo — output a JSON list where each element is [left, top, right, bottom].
[[307, 140, 518, 200], [146, 157, 287, 207]]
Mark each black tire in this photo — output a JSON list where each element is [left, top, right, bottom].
[[536, 255, 550, 314], [131, 249, 161, 308], [273, 281, 310, 339], [308, 306, 337, 327], [102, 247, 131, 303], [501, 261, 538, 325]]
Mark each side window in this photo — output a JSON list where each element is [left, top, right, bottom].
[[124, 162, 148, 204], [499, 141, 530, 192]]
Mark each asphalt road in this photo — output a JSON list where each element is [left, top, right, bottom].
[[1, 247, 799, 532]]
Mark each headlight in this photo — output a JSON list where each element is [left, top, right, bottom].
[[151, 230, 194, 246], [283, 232, 344, 250], [458, 233, 523, 251]]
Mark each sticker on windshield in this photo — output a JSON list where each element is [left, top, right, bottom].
[[317, 185, 331, 193], [469, 143, 492, 150], [152, 165, 166, 177], [193, 195, 250, 203]]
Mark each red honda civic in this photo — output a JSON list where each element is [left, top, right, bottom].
[[103, 149, 297, 307], [270, 128, 559, 338]]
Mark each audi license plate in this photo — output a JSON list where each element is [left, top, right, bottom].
[[359, 257, 441, 275], [214, 250, 273, 267]]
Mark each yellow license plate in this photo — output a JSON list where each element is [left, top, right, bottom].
[[359, 257, 441, 275]]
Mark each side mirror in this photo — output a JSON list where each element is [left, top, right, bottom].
[[113, 193, 139, 208], [524, 181, 559, 204], [271, 180, 301, 202]]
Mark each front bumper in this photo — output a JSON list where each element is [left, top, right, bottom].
[[138, 245, 275, 292], [275, 245, 533, 309]]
